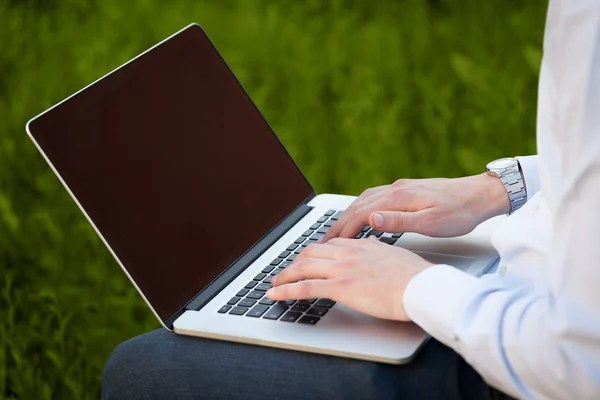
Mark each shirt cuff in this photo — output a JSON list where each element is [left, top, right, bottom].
[[403, 264, 483, 348], [516, 155, 539, 198]]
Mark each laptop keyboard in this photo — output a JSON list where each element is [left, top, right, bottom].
[[217, 209, 403, 325]]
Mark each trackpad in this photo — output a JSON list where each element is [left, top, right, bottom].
[[412, 251, 475, 271]]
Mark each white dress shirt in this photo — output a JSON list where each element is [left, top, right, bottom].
[[403, 1, 600, 399]]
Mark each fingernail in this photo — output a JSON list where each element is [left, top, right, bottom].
[[271, 276, 278, 285], [266, 288, 275, 297], [373, 212, 384, 228]]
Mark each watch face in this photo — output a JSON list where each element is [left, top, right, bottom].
[[487, 157, 517, 170]]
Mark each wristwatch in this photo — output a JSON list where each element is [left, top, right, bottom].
[[486, 157, 527, 215]]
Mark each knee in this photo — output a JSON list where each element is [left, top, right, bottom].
[[102, 331, 162, 400], [102, 338, 137, 399]]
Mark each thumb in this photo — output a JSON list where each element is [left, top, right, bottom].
[[369, 211, 420, 233]]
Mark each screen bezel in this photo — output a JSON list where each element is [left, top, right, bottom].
[[26, 23, 316, 328]]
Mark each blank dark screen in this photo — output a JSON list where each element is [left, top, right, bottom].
[[28, 25, 313, 322]]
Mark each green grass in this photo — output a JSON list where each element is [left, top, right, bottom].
[[0, 0, 546, 398]]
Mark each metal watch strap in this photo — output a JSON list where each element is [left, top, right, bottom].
[[501, 169, 527, 214]]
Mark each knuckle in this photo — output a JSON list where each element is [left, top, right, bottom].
[[383, 195, 395, 209], [303, 243, 317, 257], [328, 237, 345, 246], [296, 259, 309, 273], [393, 212, 404, 229], [333, 276, 352, 288], [391, 186, 405, 198], [297, 281, 313, 299], [275, 268, 288, 282], [392, 179, 406, 189], [356, 204, 370, 217], [361, 187, 374, 197], [347, 256, 362, 267], [342, 247, 359, 257], [355, 238, 370, 247]]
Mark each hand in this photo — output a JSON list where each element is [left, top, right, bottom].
[[322, 173, 509, 242], [267, 237, 433, 321]]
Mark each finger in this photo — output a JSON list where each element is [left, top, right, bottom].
[[294, 242, 350, 264], [322, 187, 389, 242], [274, 259, 340, 286], [337, 194, 392, 238], [325, 237, 368, 248], [267, 279, 337, 301], [368, 209, 429, 233], [325, 191, 388, 241]]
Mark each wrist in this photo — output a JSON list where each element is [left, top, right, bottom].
[[467, 173, 511, 220], [398, 261, 433, 322]]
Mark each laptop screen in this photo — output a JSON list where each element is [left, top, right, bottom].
[[27, 24, 314, 322]]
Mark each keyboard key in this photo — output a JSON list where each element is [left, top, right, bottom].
[[278, 300, 296, 306], [278, 250, 291, 258], [281, 261, 292, 268], [291, 303, 310, 312], [317, 216, 328, 223], [247, 291, 265, 300], [317, 227, 329, 234], [361, 226, 371, 232], [302, 230, 313, 237], [315, 298, 336, 308], [379, 237, 397, 245], [298, 298, 317, 304], [392, 233, 403, 239], [246, 304, 270, 318], [281, 311, 302, 322], [270, 258, 284, 266], [294, 236, 306, 244], [254, 273, 267, 281], [218, 305, 232, 313], [310, 223, 321, 230], [229, 306, 248, 316], [324, 220, 334, 227], [255, 283, 272, 291], [324, 209, 336, 216], [236, 289, 249, 297], [286, 244, 298, 252], [367, 230, 383, 237], [298, 316, 320, 325], [245, 281, 258, 289], [287, 254, 297, 261], [331, 211, 344, 220], [262, 265, 275, 274], [227, 297, 241, 305], [263, 276, 273, 284], [307, 306, 328, 317], [239, 299, 257, 307], [294, 247, 303, 254], [263, 304, 288, 320], [259, 297, 276, 306], [271, 268, 284, 276], [355, 232, 364, 239]]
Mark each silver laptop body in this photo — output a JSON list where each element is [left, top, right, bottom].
[[26, 24, 500, 364]]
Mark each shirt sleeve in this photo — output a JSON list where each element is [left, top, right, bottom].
[[516, 155, 539, 198]]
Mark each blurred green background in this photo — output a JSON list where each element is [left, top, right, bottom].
[[1, 0, 546, 398]]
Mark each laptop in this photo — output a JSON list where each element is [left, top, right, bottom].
[[26, 23, 501, 364]]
